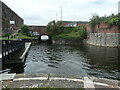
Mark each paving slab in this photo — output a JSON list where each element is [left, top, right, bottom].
[[1, 74, 120, 89], [0, 73, 16, 81]]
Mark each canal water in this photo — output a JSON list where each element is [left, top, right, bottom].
[[5, 43, 120, 80]]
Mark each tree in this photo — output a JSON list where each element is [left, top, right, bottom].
[[46, 21, 63, 36], [90, 13, 100, 28], [21, 25, 29, 35]]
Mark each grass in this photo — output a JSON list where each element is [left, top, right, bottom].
[[56, 32, 82, 40], [18, 33, 37, 39], [0, 33, 38, 40]]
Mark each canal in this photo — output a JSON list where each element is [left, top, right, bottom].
[[5, 43, 120, 80]]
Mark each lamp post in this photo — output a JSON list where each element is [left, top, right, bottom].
[[56, 14, 58, 22], [60, 7, 62, 21], [118, 1, 120, 15]]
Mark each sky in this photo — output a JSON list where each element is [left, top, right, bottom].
[[1, 0, 120, 25]]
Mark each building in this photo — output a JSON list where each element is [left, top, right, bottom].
[[0, 1, 23, 36], [62, 21, 88, 27]]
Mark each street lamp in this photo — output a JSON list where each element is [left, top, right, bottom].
[[118, 1, 120, 15], [56, 14, 58, 22], [60, 7, 62, 21]]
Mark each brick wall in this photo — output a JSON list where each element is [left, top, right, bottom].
[[28, 26, 47, 36], [86, 22, 120, 47], [86, 23, 120, 33], [1, 1, 23, 36]]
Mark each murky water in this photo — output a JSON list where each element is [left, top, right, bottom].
[[23, 43, 120, 80], [3, 42, 119, 80]]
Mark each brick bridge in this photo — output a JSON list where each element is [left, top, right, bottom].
[[28, 26, 48, 36], [28, 26, 52, 42]]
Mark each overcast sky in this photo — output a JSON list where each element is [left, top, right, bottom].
[[2, 0, 120, 25]]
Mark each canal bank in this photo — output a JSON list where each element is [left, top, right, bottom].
[[1, 74, 120, 89], [86, 33, 120, 47]]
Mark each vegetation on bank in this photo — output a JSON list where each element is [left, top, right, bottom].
[[21, 25, 29, 35], [90, 13, 120, 29], [47, 21, 87, 40], [0, 32, 37, 40], [0, 25, 37, 40]]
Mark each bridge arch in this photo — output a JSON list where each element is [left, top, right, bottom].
[[38, 34, 52, 43]]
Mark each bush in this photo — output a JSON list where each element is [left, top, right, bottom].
[[108, 17, 120, 26], [89, 13, 120, 29], [21, 25, 29, 35], [47, 21, 63, 36], [47, 21, 87, 40]]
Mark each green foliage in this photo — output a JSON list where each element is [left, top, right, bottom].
[[47, 21, 87, 40], [47, 21, 63, 36], [90, 13, 100, 28], [89, 13, 120, 29], [21, 25, 29, 35], [2, 33, 12, 37], [56, 26, 87, 40], [18, 32, 37, 39], [108, 16, 120, 27]]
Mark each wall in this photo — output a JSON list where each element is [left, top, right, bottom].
[[0, 0, 1, 35], [86, 23, 120, 33], [86, 23, 120, 47], [86, 33, 120, 47], [28, 26, 47, 36], [1, 1, 23, 36]]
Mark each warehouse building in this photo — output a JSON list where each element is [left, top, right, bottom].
[[0, 0, 23, 36]]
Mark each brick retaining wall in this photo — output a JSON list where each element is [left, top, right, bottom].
[[86, 23, 120, 33]]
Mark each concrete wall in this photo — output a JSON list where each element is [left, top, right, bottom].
[[86, 33, 120, 47], [1, 1, 23, 36]]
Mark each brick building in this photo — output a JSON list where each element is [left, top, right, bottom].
[[0, 1, 23, 36], [62, 21, 88, 27]]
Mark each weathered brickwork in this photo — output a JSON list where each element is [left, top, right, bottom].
[[86, 23, 120, 47], [0, 1, 23, 36], [86, 23, 120, 33], [28, 26, 47, 36]]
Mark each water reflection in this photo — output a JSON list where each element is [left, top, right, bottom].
[[2, 63, 25, 74], [84, 45, 119, 80], [23, 43, 120, 80]]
